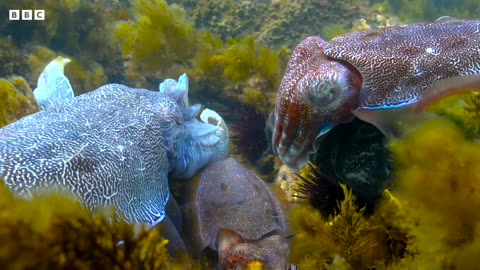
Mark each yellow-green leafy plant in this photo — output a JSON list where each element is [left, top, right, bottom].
[[0, 180, 178, 269], [0, 36, 24, 77], [290, 184, 414, 269], [198, 35, 281, 84], [0, 76, 39, 128], [389, 119, 480, 269], [114, 0, 195, 74], [64, 60, 107, 94], [426, 93, 480, 139]]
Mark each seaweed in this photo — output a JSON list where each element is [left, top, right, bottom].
[[0, 0, 124, 91], [196, 35, 281, 85], [290, 184, 414, 269], [374, 0, 480, 22], [114, 0, 195, 74], [0, 180, 174, 269], [0, 76, 39, 128], [389, 119, 480, 269], [0, 36, 24, 78], [0, 179, 213, 269]]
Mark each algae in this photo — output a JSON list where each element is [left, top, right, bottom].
[[290, 184, 414, 269], [389, 119, 480, 269], [0, 178, 214, 269], [0, 180, 173, 269], [0, 76, 39, 128], [114, 0, 195, 76], [371, 0, 480, 22]]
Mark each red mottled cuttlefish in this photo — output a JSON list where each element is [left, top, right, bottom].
[[270, 17, 480, 171]]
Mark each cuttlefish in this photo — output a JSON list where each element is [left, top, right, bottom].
[[0, 57, 229, 251], [196, 157, 290, 270], [270, 17, 480, 170]]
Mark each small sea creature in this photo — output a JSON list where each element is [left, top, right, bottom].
[[230, 104, 268, 163], [270, 18, 480, 170], [0, 59, 229, 251], [196, 157, 289, 270]]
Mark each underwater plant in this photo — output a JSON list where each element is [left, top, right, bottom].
[[196, 35, 282, 85], [373, 0, 480, 22], [0, 36, 24, 78], [426, 93, 480, 140], [0, 180, 174, 269], [389, 119, 480, 269], [172, 0, 375, 49], [114, 0, 195, 76], [290, 184, 414, 269], [0, 0, 124, 92], [0, 76, 39, 128]]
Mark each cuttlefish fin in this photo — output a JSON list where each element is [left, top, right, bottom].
[[165, 192, 182, 232], [353, 74, 480, 137], [155, 215, 187, 257], [414, 74, 480, 113], [352, 106, 418, 138]]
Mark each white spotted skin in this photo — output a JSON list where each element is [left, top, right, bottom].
[[0, 84, 185, 224]]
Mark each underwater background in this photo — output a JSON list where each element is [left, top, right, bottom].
[[1, 0, 480, 269]]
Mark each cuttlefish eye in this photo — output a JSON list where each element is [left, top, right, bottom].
[[309, 84, 341, 106]]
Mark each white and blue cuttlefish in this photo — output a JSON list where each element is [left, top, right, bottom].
[[0, 57, 229, 251]]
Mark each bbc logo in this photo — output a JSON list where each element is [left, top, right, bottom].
[[9, 10, 45, 21]]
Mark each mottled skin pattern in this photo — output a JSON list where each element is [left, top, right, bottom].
[[0, 83, 227, 225], [196, 157, 289, 269], [326, 19, 480, 108], [272, 18, 480, 170], [272, 36, 361, 170]]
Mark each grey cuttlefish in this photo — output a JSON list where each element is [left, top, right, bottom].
[[0, 57, 229, 252], [196, 157, 290, 270], [269, 17, 480, 170]]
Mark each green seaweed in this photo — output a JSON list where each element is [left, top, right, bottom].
[[0, 179, 212, 269], [0, 36, 24, 78], [389, 119, 480, 269], [114, 0, 195, 74], [0, 76, 39, 128], [290, 184, 414, 269], [198, 36, 280, 83], [0, 0, 124, 91], [0, 180, 172, 269], [372, 0, 480, 22], [425, 93, 480, 140]]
